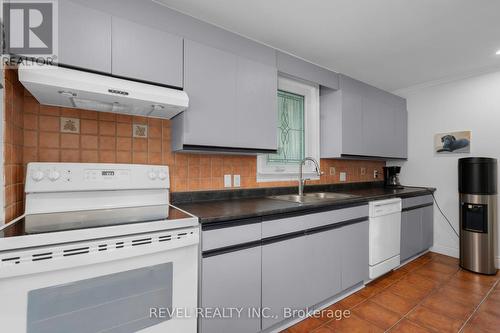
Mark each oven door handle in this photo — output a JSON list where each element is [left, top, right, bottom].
[[0, 229, 199, 279]]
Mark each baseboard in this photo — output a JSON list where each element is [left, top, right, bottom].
[[430, 244, 459, 258], [496, 256, 500, 269]]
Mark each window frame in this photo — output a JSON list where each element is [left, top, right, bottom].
[[257, 76, 320, 182]]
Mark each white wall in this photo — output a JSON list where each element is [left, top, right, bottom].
[[393, 70, 500, 266]]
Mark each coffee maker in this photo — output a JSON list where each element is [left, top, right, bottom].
[[383, 166, 404, 189]]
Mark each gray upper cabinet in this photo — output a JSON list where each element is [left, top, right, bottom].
[[276, 51, 339, 89], [236, 57, 278, 150], [172, 39, 277, 153], [111, 17, 183, 87], [202, 247, 262, 333], [321, 75, 408, 159], [58, 0, 112, 73]]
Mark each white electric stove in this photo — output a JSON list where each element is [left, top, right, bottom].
[[0, 163, 199, 333]]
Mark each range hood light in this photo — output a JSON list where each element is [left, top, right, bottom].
[[58, 90, 77, 97], [152, 104, 165, 111]]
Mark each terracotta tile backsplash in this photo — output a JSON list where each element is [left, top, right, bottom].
[[3, 68, 385, 223]]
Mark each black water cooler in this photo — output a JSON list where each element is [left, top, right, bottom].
[[458, 157, 497, 275]]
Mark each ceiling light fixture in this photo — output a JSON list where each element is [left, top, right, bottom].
[[496, 49, 500, 55]]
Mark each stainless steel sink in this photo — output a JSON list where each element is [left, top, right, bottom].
[[268, 192, 358, 204], [303, 192, 357, 200]]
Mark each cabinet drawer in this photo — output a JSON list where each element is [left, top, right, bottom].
[[262, 205, 368, 238], [202, 222, 261, 251], [402, 195, 433, 209]]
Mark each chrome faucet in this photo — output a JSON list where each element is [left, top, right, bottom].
[[298, 157, 323, 196]]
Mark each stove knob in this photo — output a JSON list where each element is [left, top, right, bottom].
[[31, 170, 44, 182], [158, 171, 167, 180], [148, 171, 157, 180], [48, 170, 60, 181]]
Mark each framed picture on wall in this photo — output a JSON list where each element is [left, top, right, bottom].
[[434, 130, 471, 154]]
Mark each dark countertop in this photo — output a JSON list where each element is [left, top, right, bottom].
[[176, 186, 435, 225]]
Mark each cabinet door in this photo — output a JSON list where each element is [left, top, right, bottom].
[[341, 90, 364, 155], [202, 247, 261, 333], [112, 17, 183, 87], [305, 229, 342, 307], [363, 98, 394, 157], [262, 236, 308, 330], [421, 206, 434, 251], [58, 0, 111, 73], [339, 221, 369, 289], [183, 40, 238, 147], [400, 210, 422, 261], [236, 57, 277, 150], [394, 106, 408, 158]]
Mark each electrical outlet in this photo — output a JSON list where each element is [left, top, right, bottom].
[[339, 172, 347, 182], [233, 175, 241, 187], [224, 174, 232, 188], [373, 170, 379, 179], [360, 167, 366, 176], [329, 167, 336, 176]]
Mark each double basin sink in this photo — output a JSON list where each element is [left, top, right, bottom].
[[268, 192, 358, 204]]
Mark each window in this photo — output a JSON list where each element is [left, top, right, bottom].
[[257, 76, 320, 182]]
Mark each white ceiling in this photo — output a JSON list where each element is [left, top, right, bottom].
[[156, 0, 500, 92]]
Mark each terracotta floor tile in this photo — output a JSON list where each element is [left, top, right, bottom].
[[407, 305, 464, 333], [432, 255, 459, 267], [327, 313, 384, 333], [388, 280, 430, 301], [447, 277, 493, 297], [477, 297, 500, 316], [389, 319, 434, 333], [353, 300, 401, 330], [434, 285, 484, 307], [369, 274, 398, 289], [454, 270, 499, 286], [461, 322, 488, 333], [288, 317, 324, 333], [420, 261, 460, 275], [399, 260, 426, 273], [370, 289, 419, 316], [469, 310, 500, 333], [311, 325, 335, 333], [420, 292, 475, 320], [403, 272, 441, 291], [357, 284, 385, 298], [414, 266, 455, 282], [338, 292, 366, 309]]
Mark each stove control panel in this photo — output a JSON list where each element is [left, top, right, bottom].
[[26, 163, 170, 192]]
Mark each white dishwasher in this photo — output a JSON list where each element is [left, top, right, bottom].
[[369, 198, 402, 279]]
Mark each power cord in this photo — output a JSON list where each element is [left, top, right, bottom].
[[428, 190, 460, 238]]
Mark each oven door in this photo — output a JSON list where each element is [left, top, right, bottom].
[[0, 227, 199, 333]]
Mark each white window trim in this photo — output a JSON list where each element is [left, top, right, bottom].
[[257, 76, 320, 182]]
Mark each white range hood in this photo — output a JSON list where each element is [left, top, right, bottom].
[[18, 64, 189, 119]]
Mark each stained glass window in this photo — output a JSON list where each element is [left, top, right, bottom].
[[267, 90, 305, 164]]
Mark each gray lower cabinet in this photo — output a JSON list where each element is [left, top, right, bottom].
[[111, 17, 183, 87], [173, 39, 277, 153], [261, 220, 368, 331], [401, 201, 434, 261], [421, 205, 434, 250], [339, 220, 369, 289], [401, 209, 423, 261], [305, 229, 342, 309], [202, 246, 262, 333], [58, 0, 112, 73], [262, 236, 308, 330]]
